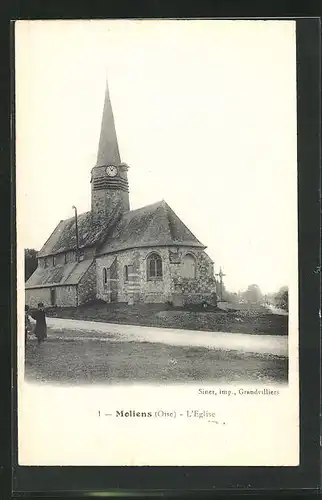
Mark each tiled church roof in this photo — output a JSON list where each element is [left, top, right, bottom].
[[37, 201, 124, 257], [37, 200, 205, 259], [25, 259, 94, 289], [97, 200, 205, 255]]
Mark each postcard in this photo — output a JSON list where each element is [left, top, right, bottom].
[[16, 19, 299, 466]]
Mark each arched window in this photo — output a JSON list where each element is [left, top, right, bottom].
[[147, 252, 163, 280], [103, 268, 108, 286], [182, 253, 196, 279]]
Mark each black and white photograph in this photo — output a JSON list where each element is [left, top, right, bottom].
[[16, 19, 299, 467]]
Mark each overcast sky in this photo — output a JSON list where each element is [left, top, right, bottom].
[[15, 20, 297, 294]]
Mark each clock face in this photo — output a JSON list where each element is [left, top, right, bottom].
[[105, 165, 118, 177]]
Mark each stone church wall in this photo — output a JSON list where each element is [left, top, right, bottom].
[[38, 247, 95, 269], [78, 261, 97, 304], [25, 288, 51, 308], [119, 247, 173, 303], [96, 246, 216, 305], [169, 248, 217, 306], [25, 285, 77, 308], [96, 247, 173, 303], [55, 286, 78, 306], [96, 256, 117, 302]]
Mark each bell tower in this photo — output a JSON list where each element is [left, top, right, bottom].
[[91, 79, 130, 217]]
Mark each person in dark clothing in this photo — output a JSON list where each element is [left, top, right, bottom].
[[25, 305, 31, 346], [30, 302, 47, 345]]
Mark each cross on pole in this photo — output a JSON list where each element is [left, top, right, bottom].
[[215, 267, 226, 301], [72, 205, 79, 262]]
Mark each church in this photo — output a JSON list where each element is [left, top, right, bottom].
[[25, 80, 218, 308]]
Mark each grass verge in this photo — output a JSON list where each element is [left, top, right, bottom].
[[25, 336, 288, 385], [45, 301, 288, 336]]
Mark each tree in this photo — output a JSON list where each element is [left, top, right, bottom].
[[274, 286, 288, 311], [25, 248, 38, 281], [223, 290, 239, 304], [243, 284, 262, 304]]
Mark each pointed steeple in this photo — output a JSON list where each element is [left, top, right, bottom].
[[91, 76, 130, 217], [96, 79, 121, 167]]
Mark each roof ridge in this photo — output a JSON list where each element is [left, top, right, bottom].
[[37, 220, 65, 258], [165, 203, 205, 247], [127, 200, 164, 216], [161, 199, 175, 242], [63, 210, 90, 224], [97, 198, 206, 256]]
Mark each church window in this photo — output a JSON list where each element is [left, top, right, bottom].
[[50, 288, 56, 306], [147, 253, 163, 279], [124, 265, 129, 282], [103, 268, 108, 286], [64, 253, 67, 264], [52, 256, 56, 266], [182, 253, 196, 279]]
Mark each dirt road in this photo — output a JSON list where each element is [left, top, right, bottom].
[[45, 317, 288, 357]]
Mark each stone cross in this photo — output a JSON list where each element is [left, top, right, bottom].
[[215, 267, 226, 301]]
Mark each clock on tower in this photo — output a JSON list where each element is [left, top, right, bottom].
[[105, 165, 118, 177]]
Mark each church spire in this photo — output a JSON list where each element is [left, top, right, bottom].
[[96, 78, 121, 167], [91, 76, 130, 217]]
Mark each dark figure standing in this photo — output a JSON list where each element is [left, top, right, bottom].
[[25, 305, 31, 346], [30, 302, 47, 345]]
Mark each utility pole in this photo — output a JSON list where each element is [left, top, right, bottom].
[[215, 267, 226, 301], [72, 205, 79, 262]]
